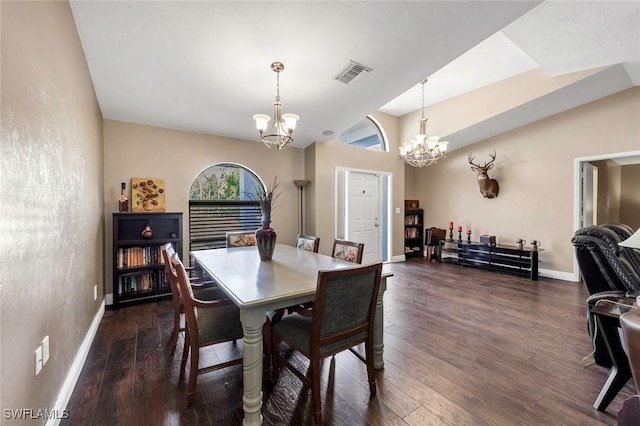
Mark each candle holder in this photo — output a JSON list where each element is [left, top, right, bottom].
[[458, 230, 462, 242], [467, 231, 472, 243], [449, 227, 454, 241]]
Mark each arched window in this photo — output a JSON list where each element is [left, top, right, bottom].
[[339, 116, 388, 151], [189, 163, 264, 250]]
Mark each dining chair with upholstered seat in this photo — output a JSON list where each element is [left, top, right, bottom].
[[331, 238, 364, 264], [271, 262, 383, 425], [296, 234, 320, 252], [426, 227, 447, 262], [171, 254, 244, 406], [161, 243, 224, 355], [225, 231, 257, 247], [287, 238, 363, 316], [271, 235, 321, 321]]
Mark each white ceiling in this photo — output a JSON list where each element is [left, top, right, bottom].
[[69, 1, 640, 151]]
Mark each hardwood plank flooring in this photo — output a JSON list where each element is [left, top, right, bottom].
[[62, 259, 636, 425]]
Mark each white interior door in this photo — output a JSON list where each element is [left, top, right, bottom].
[[347, 172, 380, 264]]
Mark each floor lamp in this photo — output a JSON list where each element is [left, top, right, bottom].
[[293, 180, 309, 235]]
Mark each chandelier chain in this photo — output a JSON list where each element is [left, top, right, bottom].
[[421, 78, 427, 119]]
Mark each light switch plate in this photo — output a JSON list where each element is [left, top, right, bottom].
[[42, 336, 50, 365], [35, 346, 43, 375]]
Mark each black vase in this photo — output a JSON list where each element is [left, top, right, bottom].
[[255, 219, 277, 261]]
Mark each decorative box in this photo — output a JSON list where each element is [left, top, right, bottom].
[[480, 235, 496, 246]]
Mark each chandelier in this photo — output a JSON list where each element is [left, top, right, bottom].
[[399, 79, 449, 167], [253, 62, 299, 150]]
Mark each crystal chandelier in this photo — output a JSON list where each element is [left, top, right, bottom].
[[253, 62, 299, 150], [399, 79, 449, 167]]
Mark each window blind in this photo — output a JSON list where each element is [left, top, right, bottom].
[[189, 200, 261, 251]]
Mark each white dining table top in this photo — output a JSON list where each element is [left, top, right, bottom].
[[190, 244, 391, 310]]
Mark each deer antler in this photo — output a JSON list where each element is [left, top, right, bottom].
[[468, 153, 480, 168], [485, 150, 497, 167]]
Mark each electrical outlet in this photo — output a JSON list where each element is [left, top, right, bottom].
[[94, 284, 98, 301], [42, 336, 50, 365], [34, 346, 43, 375]]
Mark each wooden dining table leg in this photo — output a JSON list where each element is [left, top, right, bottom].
[[239, 307, 267, 426], [373, 276, 388, 370]]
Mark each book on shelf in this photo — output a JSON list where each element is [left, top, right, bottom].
[[404, 214, 421, 225], [118, 269, 168, 295], [404, 227, 421, 238], [117, 246, 167, 269]]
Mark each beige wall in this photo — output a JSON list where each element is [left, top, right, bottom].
[[103, 120, 304, 301], [398, 67, 607, 140], [1, 1, 104, 420], [303, 140, 317, 236], [406, 87, 640, 277], [621, 164, 640, 230], [591, 159, 621, 225], [584, 160, 639, 229], [306, 111, 407, 258]]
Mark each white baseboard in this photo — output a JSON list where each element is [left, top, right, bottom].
[[539, 268, 579, 282], [390, 254, 406, 262], [46, 300, 105, 426]]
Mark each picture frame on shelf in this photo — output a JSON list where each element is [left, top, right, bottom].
[[405, 199, 419, 211], [131, 177, 166, 212]]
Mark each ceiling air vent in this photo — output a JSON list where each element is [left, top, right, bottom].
[[334, 60, 372, 85]]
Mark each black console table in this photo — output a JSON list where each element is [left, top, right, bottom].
[[440, 241, 541, 280]]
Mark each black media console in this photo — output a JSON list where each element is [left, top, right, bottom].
[[440, 241, 541, 281]]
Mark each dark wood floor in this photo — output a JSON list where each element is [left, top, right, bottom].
[[63, 259, 635, 425]]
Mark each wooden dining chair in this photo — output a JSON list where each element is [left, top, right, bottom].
[[271, 262, 383, 425], [287, 238, 363, 317], [225, 231, 257, 247], [331, 238, 364, 264], [296, 234, 320, 252], [426, 227, 447, 262], [161, 243, 225, 355], [274, 234, 322, 318], [171, 254, 244, 406]]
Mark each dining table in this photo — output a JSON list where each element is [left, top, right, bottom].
[[190, 244, 393, 426]]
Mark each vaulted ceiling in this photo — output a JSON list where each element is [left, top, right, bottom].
[[70, 1, 639, 152]]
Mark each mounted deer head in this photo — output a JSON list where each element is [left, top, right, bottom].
[[468, 150, 499, 198]]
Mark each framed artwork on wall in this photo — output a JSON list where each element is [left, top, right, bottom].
[[131, 177, 166, 212], [405, 199, 419, 211]]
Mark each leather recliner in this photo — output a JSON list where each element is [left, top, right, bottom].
[[601, 223, 640, 274], [571, 225, 640, 367], [572, 225, 640, 294]]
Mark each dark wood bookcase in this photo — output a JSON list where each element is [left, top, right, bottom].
[[112, 212, 182, 309], [404, 208, 424, 258]]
